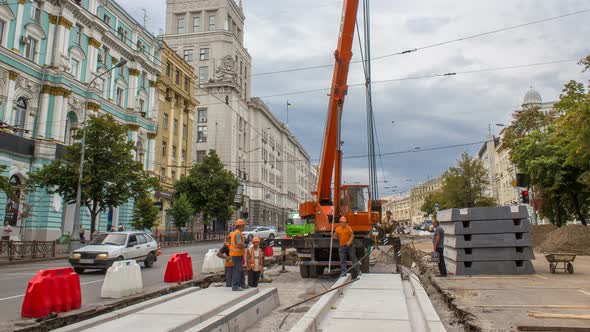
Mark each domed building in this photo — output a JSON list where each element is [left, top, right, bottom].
[[521, 86, 556, 112]]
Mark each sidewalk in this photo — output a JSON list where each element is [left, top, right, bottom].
[[0, 254, 69, 266]]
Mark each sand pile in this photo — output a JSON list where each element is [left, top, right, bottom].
[[538, 224, 590, 255], [531, 224, 558, 247], [371, 246, 396, 265]]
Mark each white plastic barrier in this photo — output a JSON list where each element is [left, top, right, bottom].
[[101, 260, 143, 299], [201, 248, 225, 274]]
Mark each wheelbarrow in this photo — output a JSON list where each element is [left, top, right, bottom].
[[544, 253, 576, 274]]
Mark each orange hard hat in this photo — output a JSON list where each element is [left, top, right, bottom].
[[252, 237, 261, 243], [235, 219, 246, 227], [339, 216, 348, 222]]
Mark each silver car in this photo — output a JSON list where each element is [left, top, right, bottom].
[[242, 226, 277, 241], [69, 231, 158, 274]]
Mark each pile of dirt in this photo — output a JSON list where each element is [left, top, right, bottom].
[[371, 246, 396, 265], [538, 224, 590, 255], [531, 224, 558, 247]]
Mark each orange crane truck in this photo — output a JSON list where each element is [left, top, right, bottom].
[[265, 0, 401, 278]]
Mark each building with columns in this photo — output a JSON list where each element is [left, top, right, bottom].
[[163, 0, 316, 230], [0, 0, 161, 240], [154, 42, 197, 233]]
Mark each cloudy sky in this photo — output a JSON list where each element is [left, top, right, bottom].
[[121, 0, 590, 197]]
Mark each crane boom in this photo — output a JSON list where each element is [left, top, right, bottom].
[[316, 0, 360, 206]]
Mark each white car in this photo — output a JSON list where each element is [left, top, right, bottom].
[[242, 226, 276, 241], [69, 231, 158, 274]]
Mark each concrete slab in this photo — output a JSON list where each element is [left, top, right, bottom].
[[445, 233, 532, 248], [445, 258, 536, 275], [437, 206, 528, 222], [61, 287, 259, 332], [440, 218, 530, 235], [445, 246, 535, 261], [320, 318, 413, 331], [188, 288, 279, 332], [331, 289, 408, 320]]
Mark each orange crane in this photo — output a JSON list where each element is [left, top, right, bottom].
[[267, 0, 398, 279]]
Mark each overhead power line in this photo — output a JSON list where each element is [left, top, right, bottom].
[[249, 9, 590, 78]]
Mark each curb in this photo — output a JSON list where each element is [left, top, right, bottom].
[[0, 255, 69, 266]]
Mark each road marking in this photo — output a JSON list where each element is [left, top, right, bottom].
[[0, 279, 103, 302], [535, 275, 549, 280], [579, 290, 590, 296]]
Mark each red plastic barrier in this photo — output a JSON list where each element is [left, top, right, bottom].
[[264, 246, 274, 257], [21, 267, 81, 318], [164, 252, 194, 283]]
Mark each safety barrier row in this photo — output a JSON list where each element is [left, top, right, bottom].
[[101, 260, 143, 299], [21, 268, 81, 318], [164, 252, 193, 283]]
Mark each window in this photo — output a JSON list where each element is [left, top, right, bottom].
[[184, 77, 190, 91], [136, 141, 145, 164], [70, 59, 79, 78], [161, 141, 167, 157], [25, 37, 37, 62], [74, 24, 83, 45], [209, 15, 215, 31], [171, 170, 176, 179], [183, 49, 193, 62], [31, 4, 41, 23], [103, 14, 111, 25], [196, 150, 206, 162], [193, 16, 200, 32], [175, 69, 181, 84], [115, 87, 124, 106], [119, 62, 125, 76], [183, 124, 188, 136], [172, 145, 177, 160], [163, 113, 169, 129], [181, 149, 186, 163], [136, 234, 147, 244], [166, 62, 171, 77], [97, 78, 105, 93], [138, 99, 145, 114], [199, 48, 209, 60], [160, 167, 166, 180], [177, 17, 185, 33], [0, 20, 6, 46], [198, 66, 208, 83], [173, 119, 178, 134], [197, 126, 207, 143], [198, 109, 207, 123], [14, 98, 27, 136]]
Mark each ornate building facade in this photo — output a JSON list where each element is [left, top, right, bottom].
[[0, 0, 161, 240]]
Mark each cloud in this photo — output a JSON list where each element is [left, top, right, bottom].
[[119, 0, 590, 197]]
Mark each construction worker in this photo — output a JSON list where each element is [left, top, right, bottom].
[[432, 219, 447, 277], [334, 216, 360, 278], [216, 237, 234, 287], [229, 219, 247, 291], [246, 237, 264, 287]]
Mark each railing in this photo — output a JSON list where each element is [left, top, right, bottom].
[[0, 240, 56, 261], [157, 232, 226, 247]]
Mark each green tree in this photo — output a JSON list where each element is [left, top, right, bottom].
[[167, 193, 194, 231], [32, 114, 159, 236], [175, 151, 239, 230], [440, 152, 496, 209], [421, 191, 449, 217], [0, 165, 11, 198], [131, 194, 160, 231]]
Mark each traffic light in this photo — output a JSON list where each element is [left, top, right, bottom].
[[521, 190, 530, 204]]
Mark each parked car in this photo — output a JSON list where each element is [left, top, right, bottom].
[[69, 231, 158, 274], [242, 226, 276, 241]]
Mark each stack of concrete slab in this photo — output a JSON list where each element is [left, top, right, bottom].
[[437, 206, 535, 275]]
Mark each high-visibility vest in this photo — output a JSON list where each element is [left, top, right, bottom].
[[223, 243, 234, 267], [229, 231, 245, 257], [246, 246, 264, 272]]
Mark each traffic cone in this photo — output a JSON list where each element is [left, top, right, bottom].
[[157, 243, 162, 256]]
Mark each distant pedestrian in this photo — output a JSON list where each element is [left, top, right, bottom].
[[432, 219, 447, 277], [246, 237, 263, 287], [118, 224, 124, 232], [229, 219, 247, 291], [79, 225, 86, 244], [2, 224, 13, 241], [110, 225, 116, 232], [334, 216, 360, 278]]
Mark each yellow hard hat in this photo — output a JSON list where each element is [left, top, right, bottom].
[[235, 219, 246, 227]]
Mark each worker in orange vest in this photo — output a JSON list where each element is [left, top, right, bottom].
[[216, 236, 234, 287], [246, 237, 264, 287], [334, 216, 360, 278], [229, 219, 247, 291]]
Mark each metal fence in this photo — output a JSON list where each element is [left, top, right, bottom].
[[157, 232, 226, 247], [0, 240, 56, 261]]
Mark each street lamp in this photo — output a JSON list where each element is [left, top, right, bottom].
[[71, 60, 127, 249]]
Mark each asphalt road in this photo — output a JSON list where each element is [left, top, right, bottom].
[[0, 241, 222, 322]]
